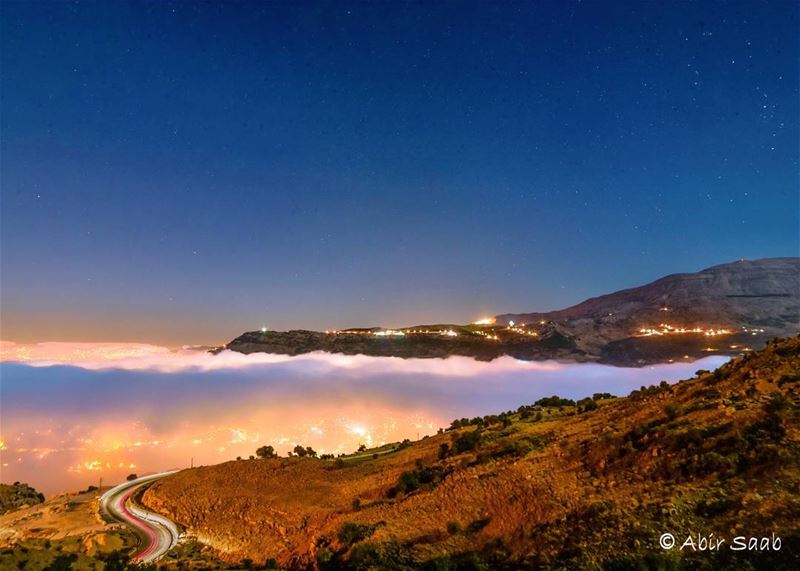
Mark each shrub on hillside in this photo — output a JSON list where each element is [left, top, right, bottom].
[[663, 403, 681, 420], [338, 522, 377, 546], [387, 465, 445, 497], [466, 517, 491, 534], [629, 381, 671, 400], [494, 439, 533, 458], [291, 445, 318, 458], [452, 429, 482, 453], [256, 445, 277, 459], [535, 395, 576, 408]]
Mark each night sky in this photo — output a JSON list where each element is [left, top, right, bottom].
[[1, 1, 797, 345]]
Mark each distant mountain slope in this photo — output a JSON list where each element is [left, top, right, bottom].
[[497, 257, 799, 332], [224, 258, 799, 366], [495, 257, 799, 363]]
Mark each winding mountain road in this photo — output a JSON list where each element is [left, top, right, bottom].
[[99, 472, 180, 563]]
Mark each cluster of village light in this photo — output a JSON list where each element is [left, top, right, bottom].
[[637, 323, 734, 337], [270, 314, 768, 349], [742, 326, 766, 336], [324, 328, 462, 337], [373, 329, 405, 337], [506, 324, 539, 337], [638, 323, 768, 338], [321, 317, 545, 341], [475, 331, 500, 340], [272, 312, 768, 347], [374, 328, 460, 337]]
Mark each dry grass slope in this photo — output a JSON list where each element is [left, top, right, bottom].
[[144, 336, 800, 570]]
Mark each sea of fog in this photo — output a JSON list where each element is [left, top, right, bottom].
[[0, 341, 728, 495]]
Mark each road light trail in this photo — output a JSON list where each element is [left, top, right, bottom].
[[99, 471, 180, 563]]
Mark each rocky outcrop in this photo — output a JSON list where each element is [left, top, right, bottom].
[[0, 483, 44, 516]]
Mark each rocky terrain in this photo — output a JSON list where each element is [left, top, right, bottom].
[[0, 486, 229, 570], [223, 258, 799, 366], [145, 336, 800, 570], [0, 487, 135, 570], [0, 482, 44, 515]]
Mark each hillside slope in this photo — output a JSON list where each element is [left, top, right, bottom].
[[498, 258, 799, 328], [146, 336, 800, 570], [498, 257, 799, 358], [0, 487, 136, 570]]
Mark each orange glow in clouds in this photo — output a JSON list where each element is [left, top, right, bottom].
[[1, 340, 729, 495]]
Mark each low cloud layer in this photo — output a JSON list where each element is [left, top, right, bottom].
[[1, 341, 728, 495]]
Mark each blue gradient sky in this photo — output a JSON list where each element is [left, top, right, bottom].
[[1, 1, 797, 344]]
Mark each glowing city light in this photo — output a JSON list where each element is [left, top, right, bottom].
[[637, 324, 733, 337]]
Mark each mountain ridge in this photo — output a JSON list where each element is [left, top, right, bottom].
[[497, 257, 799, 325], [223, 257, 799, 366]]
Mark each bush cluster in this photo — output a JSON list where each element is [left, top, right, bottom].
[[628, 380, 671, 400], [534, 395, 576, 408], [337, 522, 377, 546], [387, 463, 445, 497]]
